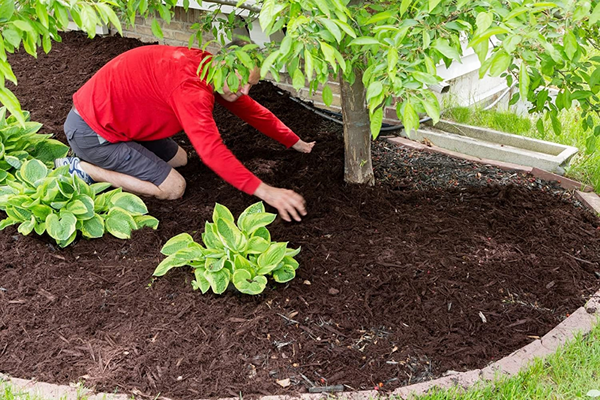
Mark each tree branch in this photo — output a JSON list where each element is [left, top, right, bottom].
[[202, 0, 261, 13]]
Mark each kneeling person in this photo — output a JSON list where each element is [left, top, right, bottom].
[[57, 44, 315, 222]]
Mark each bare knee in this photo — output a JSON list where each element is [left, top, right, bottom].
[[168, 146, 188, 168], [157, 169, 186, 200]]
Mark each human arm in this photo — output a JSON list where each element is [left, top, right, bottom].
[[215, 94, 301, 148], [170, 83, 308, 221]]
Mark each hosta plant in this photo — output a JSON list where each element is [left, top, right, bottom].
[[153, 202, 301, 295], [0, 159, 158, 247], [0, 107, 69, 184]]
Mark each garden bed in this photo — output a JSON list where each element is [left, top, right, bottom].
[[1, 32, 600, 399]]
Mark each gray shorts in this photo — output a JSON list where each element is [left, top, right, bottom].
[[63, 108, 179, 186]]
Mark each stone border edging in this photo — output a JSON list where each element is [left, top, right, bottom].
[[2, 138, 600, 400]]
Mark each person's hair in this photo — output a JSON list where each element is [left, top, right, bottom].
[[223, 37, 254, 50]]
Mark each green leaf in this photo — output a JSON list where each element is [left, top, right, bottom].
[[349, 37, 381, 46], [0, 0, 15, 22], [366, 10, 395, 24], [205, 256, 226, 272], [232, 269, 267, 295], [246, 236, 270, 254], [475, 12, 493, 32], [272, 264, 296, 283], [257, 242, 287, 271], [192, 268, 211, 293], [519, 62, 530, 101], [285, 246, 301, 257], [151, 19, 163, 39], [17, 216, 35, 236], [202, 221, 224, 249], [133, 215, 159, 229], [2, 29, 21, 48], [105, 207, 136, 239], [153, 254, 190, 276], [420, 94, 441, 125], [488, 51, 512, 77], [110, 192, 148, 215], [260, 51, 280, 79], [233, 254, 255, 273], [0, 87, 24, 126], [433, 39, 461, 61], [238, 212, 276, 235], [95, 3, 123, 35], [0, 217, 18, 230], [212, 203, 235, 223], [204, 268, 231, 294], [429, 0, 441, 12], [401, 0, 414, 15], [366, 81, 383, 102], [45, 211, 77, 242], [90, 182, 112, 195], [216, 218, 247, 252], [253, 226, 271, 242], [370, 107, 383, 139], [161, 232, 194, 255], [11, 20, 34, 32], [563, 31, 578, 61], [81, 213, 105, 238], [401, 99, 420, 136], [292, 68, 305, 90], [314, 0, 331, 17], [322, 85, 333, 107], [20, 159, 48, 186], [591, 3, 600, 25], [320, 18, 342, 43]]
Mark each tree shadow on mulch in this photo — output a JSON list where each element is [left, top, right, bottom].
[[0, 32, 599, 399]]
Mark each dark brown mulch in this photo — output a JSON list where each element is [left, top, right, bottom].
[[1, 31, 600, 399]]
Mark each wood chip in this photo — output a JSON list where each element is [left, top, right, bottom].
[[276, 378, 291, 388], [478, 311, 487, 323]]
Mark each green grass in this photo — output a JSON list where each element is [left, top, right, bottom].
[[443, 105, 600, 192], [410, 321, 600, 400]]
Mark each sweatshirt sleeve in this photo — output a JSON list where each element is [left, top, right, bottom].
[[215, 94, 300, 148], [168, 81, 262, 195]]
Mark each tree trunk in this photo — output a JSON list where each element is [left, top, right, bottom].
[[339, 69, 374, 185]]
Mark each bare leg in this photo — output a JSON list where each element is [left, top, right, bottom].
[[79, 161, 186, 200], [167, 146, 188, 168]]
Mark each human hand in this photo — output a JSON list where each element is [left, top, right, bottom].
[[292, 139, 316, 153], [253, 182, 307, 222]]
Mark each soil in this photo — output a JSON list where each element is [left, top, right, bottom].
[[1, 32, 600, 399]]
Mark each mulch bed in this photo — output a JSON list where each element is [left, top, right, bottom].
[[1, 31, 600, 399]]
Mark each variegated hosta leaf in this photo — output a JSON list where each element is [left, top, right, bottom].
[[272, 265, 296, 283], [232, 269, 267, 295], [204, 268, 231, 294], [161, 232, 194, 255], [216, 218, 247, 252], [153, 254, 191, 276], [109, 192, 148, 215], [212, 202, 234, 223]]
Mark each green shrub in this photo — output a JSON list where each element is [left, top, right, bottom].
[[153, 202, 301, 295], [0, 159, 158, 247], [0, 107, 69, 184]]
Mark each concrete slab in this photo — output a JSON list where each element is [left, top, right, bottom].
[[403, 120, 578, 174]]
